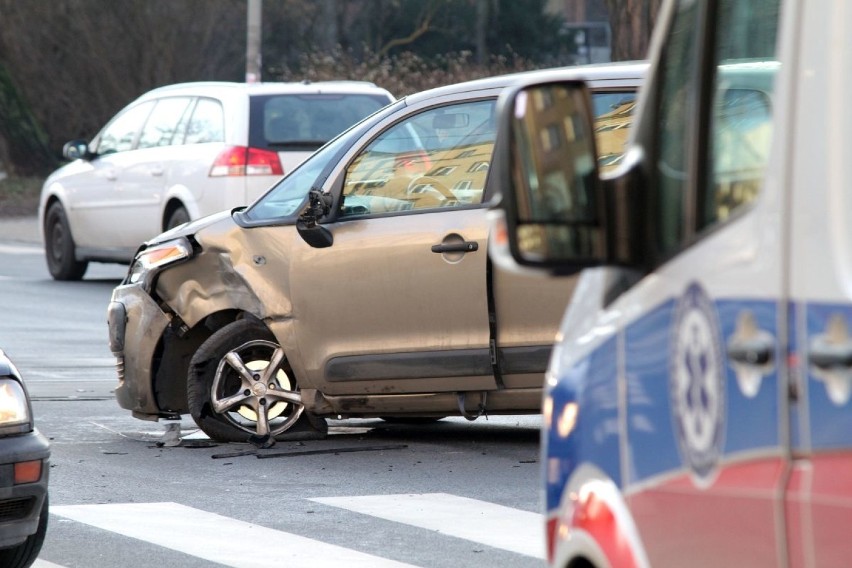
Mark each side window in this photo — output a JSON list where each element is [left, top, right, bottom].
[[654, 0, 700, 256], [652, 0, 780, 256], [591, 91, 639, 173], [340, 100, 496, 216], [703, 0, 780, 229], [137, 97, 192, 149], [184, 98, 225, 144], [96, 101, 155, 155]]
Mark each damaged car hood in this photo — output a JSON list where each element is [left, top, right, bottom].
[[146, 209, 239, 246]]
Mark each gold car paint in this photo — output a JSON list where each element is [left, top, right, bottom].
[[289, 207, 495, 397], [112, 286, 172, 416]]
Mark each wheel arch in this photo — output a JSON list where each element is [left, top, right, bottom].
[[550, 464, 650, 568], [162, 197, 191, 231], [40, 194, 66, 240], [151, 308, 258, 414], [162, 184, 202, 225]]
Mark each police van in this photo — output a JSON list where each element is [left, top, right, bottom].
[[487, 0, 851, 566]]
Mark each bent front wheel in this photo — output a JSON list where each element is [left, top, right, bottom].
[[187, 319, 318, 442]]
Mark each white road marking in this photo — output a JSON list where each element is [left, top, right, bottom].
[[51, 502, 421, 568], [310, 492, 544, 559], [33, 560, 66, 568], [0, 243, 41, 255]]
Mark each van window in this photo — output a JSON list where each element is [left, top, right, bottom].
[[702, 0, 781, 229], [654, 0, 700, 256], [652, 0, 781, 257], [137, 97, 193, 149]]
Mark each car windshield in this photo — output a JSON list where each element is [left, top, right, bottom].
[[243, 100, 404, 221]]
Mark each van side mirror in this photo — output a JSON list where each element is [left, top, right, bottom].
[[489, 81, 606, 273]]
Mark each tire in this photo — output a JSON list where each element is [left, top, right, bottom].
[[165, 206, 190, 231], [44, 202, 88, 281], [0, 494, 49, 568], [187, 318, 325, 443]]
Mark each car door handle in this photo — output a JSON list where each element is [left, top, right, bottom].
[[431, 241, 478, 253], [149, 166, 164, 177], [727, 336, 774, 366], [809, 342, 852, 369]]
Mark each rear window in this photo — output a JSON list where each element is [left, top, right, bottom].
[[249, 93, 392, 152]]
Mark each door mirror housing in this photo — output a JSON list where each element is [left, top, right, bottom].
[[62, 139, 92, 161], [489, 80, 607, 274], [296, 189, 334, 248]]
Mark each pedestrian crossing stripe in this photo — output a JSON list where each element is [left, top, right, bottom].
[[32, 561, 64, 568], [45, 494, 544, 567], [310, 493, 544, 559], [50, 502, 419, 568]]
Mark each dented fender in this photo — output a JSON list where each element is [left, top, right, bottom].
[[153, 217, 316, 389]]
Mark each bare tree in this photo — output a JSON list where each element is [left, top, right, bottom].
[[0, 0, 245, 167], [0, 0, 565, 175], [604, 0, 663, 61]]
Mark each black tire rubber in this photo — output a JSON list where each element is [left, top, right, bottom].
[[0, 494, 49, 568], [44, 202, 88, 281], [187, 318, 326, 443], [165, 206, 190, 231]]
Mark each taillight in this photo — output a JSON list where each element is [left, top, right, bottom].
[[209, 146, 284, 177]]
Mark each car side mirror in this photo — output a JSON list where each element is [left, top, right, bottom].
[[62, 139, 91, 161], [488, 80, 607, 273], [296, 189, 334, 248]]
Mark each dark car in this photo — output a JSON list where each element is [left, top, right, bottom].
[[0, 349, 50, 567]]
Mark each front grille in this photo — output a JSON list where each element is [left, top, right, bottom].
[[0, 497, 34, 522]]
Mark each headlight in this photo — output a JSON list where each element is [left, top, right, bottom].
[[0, 378, 31, 433], [127, 237, 192, 288]]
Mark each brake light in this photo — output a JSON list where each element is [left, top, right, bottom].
[[209, 146, 284, 177]]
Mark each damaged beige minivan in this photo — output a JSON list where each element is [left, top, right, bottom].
[[107, 62, 646, 442]]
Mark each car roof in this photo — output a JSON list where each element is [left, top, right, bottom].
[[138, 80, 394, 100], [403, 60, 649, 106]]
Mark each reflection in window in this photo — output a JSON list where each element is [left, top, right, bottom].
[[703, 0, 780, 229], [429, 166, 457, 177], [708, 84, 774, 223], [138, 97, 192, 149], [185, 98, 225, 144], [541, 124, 563, 152], [97, 101, 155, 154], [591, 93, 637, 173], [512, 84, 599, 253], [654, 0, 699, 256], [468, 161, 490, 173], [341, 100, 496, 216]]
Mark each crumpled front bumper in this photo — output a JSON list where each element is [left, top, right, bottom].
[[107, 284, 171, 419]]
